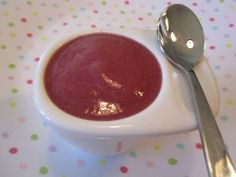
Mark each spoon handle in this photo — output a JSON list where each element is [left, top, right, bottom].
[[187, 70, 235, 177]]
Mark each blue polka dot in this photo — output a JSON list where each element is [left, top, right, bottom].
[[19, 55, 25, 59], [1, 1, 7, 5], [214, 65, 221, 69], [212, 26, 218, 30], [220, 115, 229, 122], [176, 143, 185, 150], [151, 6, 156, 10], [80, 7, 85, 11]]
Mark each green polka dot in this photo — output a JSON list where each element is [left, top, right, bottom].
[[8, 101, 16, 108], [168, 158, 178, 165], [27, 0, 32, 5], [31, 134, 39, 140], [38, 25, 44, 30], [8, 63, 16, 69], [120, 10, 125, 14], [39, 166, 48, 175], [154, 144, 161, 152], [129, 151, 136, 157], [72, 15, 78, 18], [11, 88, 18, 94], [101, 1, 107, 5], [147, 12, 152, 16], [220, 0, 224, 2], [8, 22, 14, 27], [1, 44, 7, 49], [120, 25, 125, 28], [99, 159, 107, 165]]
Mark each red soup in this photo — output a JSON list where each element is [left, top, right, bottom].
[[44, 33, 162, 121]]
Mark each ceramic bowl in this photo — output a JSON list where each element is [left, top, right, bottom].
[[33, 29, 219, 156]]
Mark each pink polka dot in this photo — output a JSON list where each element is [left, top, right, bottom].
[[62, 22, 68, 26], [138, 17, 144, 21], [9, 147, 18, 154], [195, 143, 202, 149], [27, 33, 33, 37], [8, 76, 14, 80], [17, 45, 22, 50], [16, 6, 21, 11], [58, 13, 64, 17], [229, 23, 234, 28], [224, 74, 232, 78], [18, 163, 28, 170], [21, 17, 27, 23], [192, 2, 198, 6], [1, 132, 9, 138], [209, 45, 215, 50], [120, 166, 128, 173], [219, 56, 225, 60], [124, 0, 130, 5], [222, 87, 228, 92], [34, 57, 40, 62], [18, 116, 27, 123], [91, 24, 96, 28], [24, 66, 30, 71], [27, 79, 33, 84], [93, 10, 98, 13], [146, 160, 155, 168], [209, 17, 215, 22], [77, 159, 85, 167]]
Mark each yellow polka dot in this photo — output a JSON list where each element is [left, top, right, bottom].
[[126, 18, 132, 23], [154, 144, 161, 152], [3, 11, 9, 16], [229, 5, 234, 10], [8, 101, 16, 108], [113, 3, 119, 7], [32, 11, 38, 16], [40, 36, 48, 41], [226, 99, 234, 105], [10, 32, 16, 37], [226, 43, 232, 48], [69, 7, 75, 12]]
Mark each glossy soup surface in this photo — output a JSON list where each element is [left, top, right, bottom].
[[44, 33, 162, 121]]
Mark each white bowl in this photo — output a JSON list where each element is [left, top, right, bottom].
[[33, 29, 219, 156]]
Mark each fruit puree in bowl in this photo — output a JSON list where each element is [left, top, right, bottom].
[[33, 29, 219, 155], [44, 33, 162, 121]]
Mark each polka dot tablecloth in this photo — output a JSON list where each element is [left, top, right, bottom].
[[0, 0, 235, 177]]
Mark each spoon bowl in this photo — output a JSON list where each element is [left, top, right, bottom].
[[157, 4, 236, 177], [157, 4, 205, 70]]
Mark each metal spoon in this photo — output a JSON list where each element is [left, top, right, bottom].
[[157, 4, 235, 177]]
